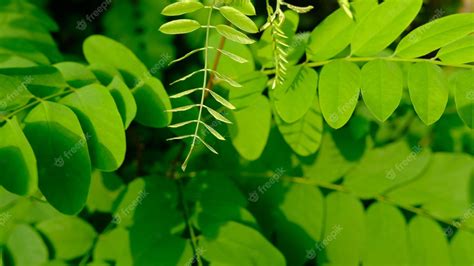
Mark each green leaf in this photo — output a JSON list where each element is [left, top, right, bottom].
[[159, 19, 201, 35], [219, 6, 258, 33], [320, 192, 364, 265], [107, 76, 137, 129], [86, 171, 124, 213], [132, 77, 172, 128], [437, 35, 474, 65], [361, 59, 403, 121], [200, 221, 286, 266], [215, 24, 255, 44], [161, 1, 204, 16], [273, 65, 318, 123], [83, 35, 149, 80], [228, 72, 267, 109], [273, 184, 324, 266], [450, 231, 474, 265], [364, 203, 410, 266], [0, 66, 68, 98], [454, 69, 474, 128], [36, 216, 97, 260], [0, 117, 37, 195], [275, 96, 323, 156], [54, 62, 97, 88], [319, 60, 361, 129], [396, 13, 474, 58], [229, 95, 271, 160], [344, 141, 430, 199], [408, 216, 451, 265], [408, 62, 449, 125], [388, 153, 473, 220], [302, 133, 355, 183], [23, 101, 91, 215], [352, 0, 422, 56], [6, 224, 48, 266], [94, 227, 133, 266], [60, 84, 126, 171], [229, 0, 256, 16], [306, 9, 354, 61], [0, 74, 33, 112]]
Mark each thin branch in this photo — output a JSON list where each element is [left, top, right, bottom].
[[262, 56, 474, 75]]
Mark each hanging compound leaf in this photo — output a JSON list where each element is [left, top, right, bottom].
[[23, 101, 92, 215], [408, 62, 449, 125], [361, 59, 403, 121], [0, 117, 37, 195], [319, 60, 361, 129], [161, 1, 204, 16], [351, 0, 422, 56], [454, 69, 474, 128], [275, 97, 323, 156], [215, 24, 255, 44], [219, 6, 258, 33], [437, 35, 474, 65], [60, 84, 126, 172], [273, 65, 318, 123], [395, 13, 474, 58]]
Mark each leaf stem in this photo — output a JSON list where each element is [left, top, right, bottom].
[[262, 56, 474, 75], [181, 4, 214, 171], [246, 173, 474, 234]]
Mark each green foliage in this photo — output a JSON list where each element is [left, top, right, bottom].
[[0, 0, 473, 265]]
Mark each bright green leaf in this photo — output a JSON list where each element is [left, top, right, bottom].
[[161, 1, 204, 16], [396, 13, 474, 58], [408, 62, 449, 125], [0, 117, 37, 195], [361, 59, 403, 121], [273, 65, 318, 123], [219, 6, 258, 33], [352, 0, 422, 56], [23, 101, 91, 215], [319, 60, 361, 129], [159, 19, 201, 35]]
